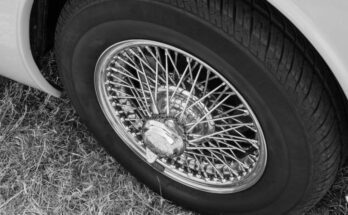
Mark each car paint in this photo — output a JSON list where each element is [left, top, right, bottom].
[[0, 0, 347, 99], [0, 0, 60, 97]]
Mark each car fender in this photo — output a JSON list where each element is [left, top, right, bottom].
[[0, 0, 60, 97]]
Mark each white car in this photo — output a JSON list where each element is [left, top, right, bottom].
[[1, 0, 348, 214]]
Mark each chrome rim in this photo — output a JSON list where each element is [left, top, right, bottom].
[[94, 40, 267, 193]]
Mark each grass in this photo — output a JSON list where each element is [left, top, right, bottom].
[[0, 78, 195, 215], [0, 58, 347, 214]]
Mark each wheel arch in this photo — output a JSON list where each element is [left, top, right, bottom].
[[30, 0, 67, 65], [267, 0, 348, 98], [28, 0, 348, 99]]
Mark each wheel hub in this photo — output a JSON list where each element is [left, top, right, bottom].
[[155, 86, 215, 142], [143, 118, 186, 163]]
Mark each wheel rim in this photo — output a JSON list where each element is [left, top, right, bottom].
[[94, 39, 267, 194]]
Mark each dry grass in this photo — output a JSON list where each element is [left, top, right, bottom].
[[0, 79, 195, 215], [0, 62, 347, 214]]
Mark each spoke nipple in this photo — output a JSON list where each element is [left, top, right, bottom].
[[242, 110, 249, 115]]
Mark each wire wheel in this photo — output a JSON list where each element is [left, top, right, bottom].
[[94, 40, 267, 193]]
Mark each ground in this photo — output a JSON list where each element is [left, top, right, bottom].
[[0, 60, 347, 214]]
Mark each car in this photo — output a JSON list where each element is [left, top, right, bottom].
[[1, 0, 348, 214]]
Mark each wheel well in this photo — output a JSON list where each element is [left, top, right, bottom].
[[30, 0, 67, 68]]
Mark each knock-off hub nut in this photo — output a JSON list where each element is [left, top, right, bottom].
[[142, 118, 186, 163]]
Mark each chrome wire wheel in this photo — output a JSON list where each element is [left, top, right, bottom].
[[95, 40, 267, 193]]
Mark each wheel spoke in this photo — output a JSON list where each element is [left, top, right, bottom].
[[166, 49, 181, 79], [165, 50, 170, 116], [180, 82, 226, 117], [178, 64, 202, 120], [144, 46, 176, 85], [185, 115, 250, 127], [187, 94, 233, 133], [203, 70, 211, 96], [188, 125, 245, 143], [170, 57, 191, 101], [129, 48, 159, 114]]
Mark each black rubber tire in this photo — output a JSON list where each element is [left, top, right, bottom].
[[55, 0, 343, 214]]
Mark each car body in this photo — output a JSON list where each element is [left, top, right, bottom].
[[1, 0, 348, 98], [1, 1, 348, 214], [0, 0, 60, 96]]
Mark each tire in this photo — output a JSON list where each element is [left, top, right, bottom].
[[55, 0, 343, 214]]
